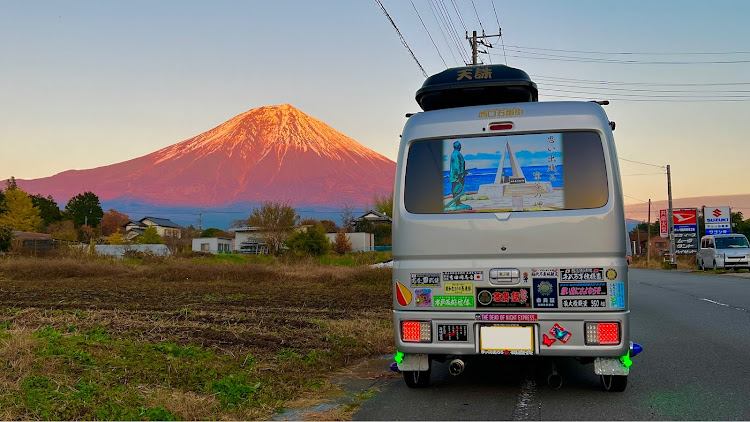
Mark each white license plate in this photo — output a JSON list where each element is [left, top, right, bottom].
[[480, 325, 534, 352]]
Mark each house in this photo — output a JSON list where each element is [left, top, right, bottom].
[[123, 217, 184, 241], [325, 232, 375, 252], [630, 233, 670, 257], [230, 223, 269, 254], [192, 237, 234, 254], [352, 210, 392, 229]]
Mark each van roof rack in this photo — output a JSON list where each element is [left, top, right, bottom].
[[416, 65, 538, 112]]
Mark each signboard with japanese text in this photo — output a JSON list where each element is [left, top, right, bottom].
[[659, 209, 668, 238], [705, 206, 731, 234], [673, 208, 698, 254]]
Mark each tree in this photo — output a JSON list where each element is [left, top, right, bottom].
[[100, 208, 130, 236], [373, 191, 394, 217], [373, 222, 392, 246], [332, 231, 353, 254], [319, 219, 339, 233], [285, 223, 331, 256], [0, 189, 43, 232], [5, 176, 18, 191], [0, 188, 5, 214], [0, 226, 12, 252], [136, 227, 164, 244], [299, 218, 318, 226], [340, 204, 356, 233], [200, 228, 232, 238], [108, 230, 126, 245], [65, 191, 104, 228], [248, 201, 299, 255], [48, 220, 78, 241], [78, 224, 96, 243], [30, 194, 62, 226]]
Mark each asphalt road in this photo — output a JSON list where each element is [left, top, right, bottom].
[[353, 269, 750, 421]]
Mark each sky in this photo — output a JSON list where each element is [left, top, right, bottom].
[[2, 0, 749, 223]]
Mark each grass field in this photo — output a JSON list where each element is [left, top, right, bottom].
[[0, 253, 394, 420]]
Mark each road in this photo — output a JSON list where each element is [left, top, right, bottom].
[[353, 269, 750, 421]]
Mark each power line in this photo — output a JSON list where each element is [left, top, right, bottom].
[[426, 0, 460, 65], [490, 0, 507, 65], [531, 74, 750, 86], [622, 173, 666, 176], [618, 157, 665, 169], [536, 81, 750, 93], [374, 0, 428, 77], [448, 0, 467, 32], [623, 194, 649, 203], [501, 44, 750, 56], [435, 0, 469, 63], [428, 0, 467, 64], [410, 0, 448, 67], [538, 86, 750, 99], [469, 0, 485, 33], [540, 93, 750, 102], [489, 50, 750, 65]]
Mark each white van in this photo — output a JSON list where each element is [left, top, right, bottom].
[[697, 234, 750, 270], [392, 65, 633, 392]]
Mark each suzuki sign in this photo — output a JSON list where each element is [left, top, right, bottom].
[[704, 206, 731, 235]]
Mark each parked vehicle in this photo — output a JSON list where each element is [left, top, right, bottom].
[[697, 234, 750, 270], [392, 64, 635, 392]]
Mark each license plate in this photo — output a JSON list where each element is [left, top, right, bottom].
[[480, 325, 534, 353]]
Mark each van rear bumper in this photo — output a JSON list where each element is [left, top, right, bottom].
[[394, 310, 629, 357]]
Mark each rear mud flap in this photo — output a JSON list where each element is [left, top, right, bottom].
[[397, 354, 429, 371], [594, 357, 629, 376]]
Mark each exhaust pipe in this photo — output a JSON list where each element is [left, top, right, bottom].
[[448, 359, 465, 376]]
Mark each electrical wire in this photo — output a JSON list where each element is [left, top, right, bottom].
[[436, 0, 470, 63], [500, 44, 750, 56], [429, 0, 468, 64], [410, 0, 448, 67], [538, 86, 750, 99], [426, 0, 460, 65], [540, 93, 750, 102], [536, 81, 750, 93], [489, 50, 750, 65], [374, 0, 428, 77], [490, 0, 507, 65], [469, 0, 485, 33], [618, 157, 665, 169], [449, 0, 467, 32], [531, 74, 750, 86]]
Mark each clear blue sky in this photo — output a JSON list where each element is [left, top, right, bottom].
[[2, 0, 749, 220]]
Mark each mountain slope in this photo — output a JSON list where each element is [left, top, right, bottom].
[[16, 104, 396, 207]]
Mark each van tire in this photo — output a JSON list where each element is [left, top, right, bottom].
[[697, 259, 703, 270], [600, 375, 627, 392], [713, 260, 718, 270], [403, 368, 432, 388]]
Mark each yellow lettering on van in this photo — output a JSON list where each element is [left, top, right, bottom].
[[478, 107, 523, 119]]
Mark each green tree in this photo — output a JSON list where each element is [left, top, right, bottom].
[[65, 191, 104, 228], [373, 222, 392, 246], [0, 189, 43, 231], [373, 191, 394, 217], [285, 223, 331, 256], [319, 219, 339, 233], [48, 220, 78, 241], [0, 188, 5, 213], [136, 227, 164, 244], [200, 227, 232, 238], [30, 194, 62, 226], [0, 226, 12, 252], [5, 176, 18, 191], [248, 201, 299, 255]]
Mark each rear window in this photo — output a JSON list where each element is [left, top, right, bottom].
[[404, 131, 608, 214]]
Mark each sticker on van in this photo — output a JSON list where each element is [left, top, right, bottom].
[[561, 299, 607, 308], [560, 268, 603, 281], [443, 271, 483, 281], [533, 278, 558, 308], [559, 282, 607, 296], [410, 273, 440, 287], [531, 268, 558, 277], [415, 289, 432, 307], [437, 324, 468, 342], [476, 288, 530, 308], [434, 295, 474, 308], [444, 282, 474, 295], [609, 282, 626, 309]]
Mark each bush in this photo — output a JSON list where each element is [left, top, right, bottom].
[[285, 224, 330, 256], [332, 231, 353, 254], [0, 226, 12, 252]]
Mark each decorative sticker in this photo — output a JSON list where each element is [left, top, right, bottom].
[[533, 278, 557, 308], [542, 334, 556, 347], [550, 323, 571, 343], [523, 272, 529, 282], [531, 268, 559, 277], [415, 288, 432, 307], [561, 298, 607, 308], [606, 269, 617, 281], [443, 271, 483, 281], [476, 288, 530, 308], [609, 282, 626, 309], [559, 282, 608, 296], [437, 324, 468, 342], [482, 349, 534, 356], [444, 282, 474, 295], [434, 295, 475, 308], [395, 281, 412, 306], [560, 268, 603, 281], [477, 313, 537, 322], [410, 273, 440, 287]]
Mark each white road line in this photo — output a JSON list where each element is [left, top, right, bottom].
[[699, 298, 750, 313]]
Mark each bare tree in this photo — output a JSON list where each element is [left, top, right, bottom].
[[340, 203, 357, 233], [372, 191, 394, 217], [248, 201, 299, 255]]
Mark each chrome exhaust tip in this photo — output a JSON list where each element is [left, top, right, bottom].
[[448, 359, 465, 376]]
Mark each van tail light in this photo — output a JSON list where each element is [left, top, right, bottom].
[[489, 122, 513, 131], [401, 321, 432, 343], [585, 322, 620, 345]]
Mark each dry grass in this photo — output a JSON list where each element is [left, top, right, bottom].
[[629, 254, 697, 270], [0, 255, 394, 420]]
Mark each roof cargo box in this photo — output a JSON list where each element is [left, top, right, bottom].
[[415, 64, 538, 111]]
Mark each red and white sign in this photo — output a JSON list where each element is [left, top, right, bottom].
[[673, 209, 697, 225], [659, 209, 668, 238]]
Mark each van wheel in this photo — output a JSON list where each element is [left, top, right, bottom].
[[713, 260, 718, 270], [697, 259, 703, 270], [600, 375, 627, 392], [403, 368, 432, 388]]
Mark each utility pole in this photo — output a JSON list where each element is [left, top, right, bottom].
[[667, 165, 676, 267], [198, 212, 202, 231], [647, 199, 652, 266], [466, 30, 501, 65]]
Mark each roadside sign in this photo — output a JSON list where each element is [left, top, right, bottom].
[[704, 206, 731, 235], [673, 208, 699, 254], [659, 209, 668, 238]]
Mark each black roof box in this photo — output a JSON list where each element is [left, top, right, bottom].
[[416, 65, 538, 111]]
